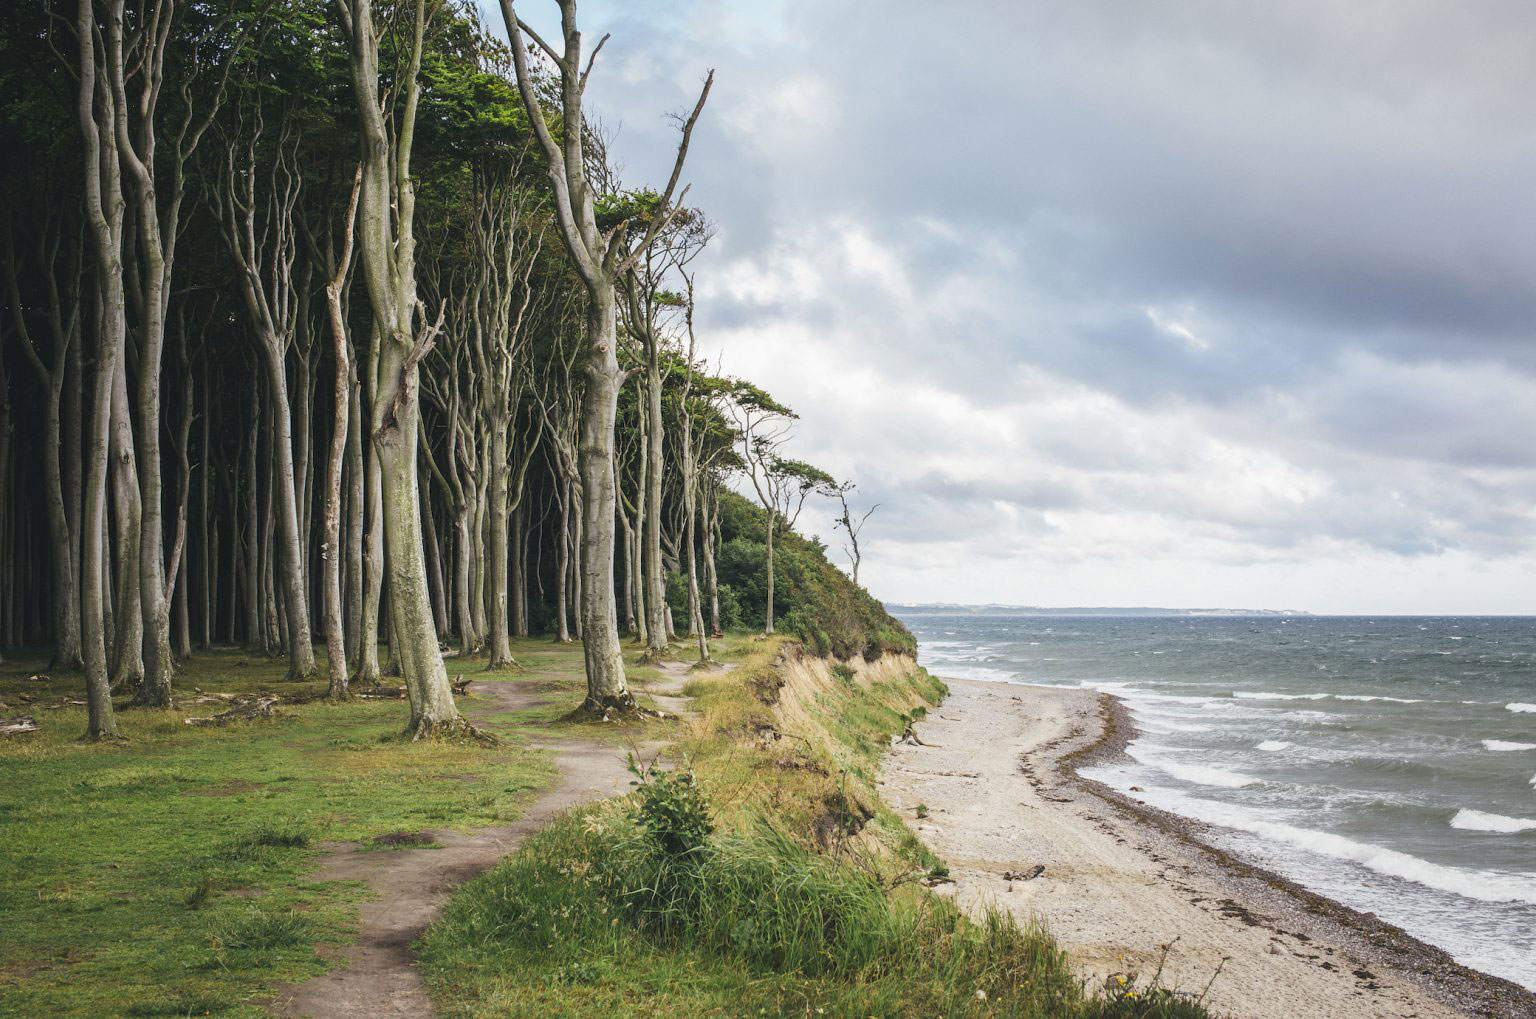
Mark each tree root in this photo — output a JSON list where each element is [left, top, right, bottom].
[[78, 729, 128, 743], [407, 716, 498, 745], [567, 691, 660, 723]]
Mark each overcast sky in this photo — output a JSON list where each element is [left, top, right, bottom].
[[503, 0, 1536, 613]]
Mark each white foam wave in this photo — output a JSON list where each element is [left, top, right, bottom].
[[1126, 746, 1258, 788], [1482, 740, 1536, 752], [1256, 740, 1293, 751], [1150, 790, 1536, 905], [1450, 809, 1536, 834], [1235, 691, 1327, 701], [1507, 703, 1536, 714], [1334, 695, 1425, 704]]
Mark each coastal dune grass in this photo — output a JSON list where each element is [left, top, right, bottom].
[[422, 637, 1215, 1017], [422, 805, 1096, 1017]]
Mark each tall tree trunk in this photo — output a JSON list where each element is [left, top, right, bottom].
[[642, 356, 668, 658], [243, 389, 261, 648], [261, 433, 280, 655], [425, 491, 449, 641], [197, 366, 212, 649], [469, 473, 487, 644], [703, 485, 721, 636], [554, 482, 571, 644], [764, 518, 776, 636], [354, 436, 383, 685], [257, 349, 318, 677], [618, 508, 636, 637], [345, 374, 365, 664], [74, 0, 124, 737], [109, 359, 144, 688], [377, 401, 458, 730], [452, 505, 476, 654], [511, 499, 528, 638], [323, 184, 357, 697], [338, 0, 465, 735], [486, 435, 514, 666]]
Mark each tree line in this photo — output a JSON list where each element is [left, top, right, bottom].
[[0, 0, 884, 740]]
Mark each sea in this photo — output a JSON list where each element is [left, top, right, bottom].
[[892, 610, 1536, 991]]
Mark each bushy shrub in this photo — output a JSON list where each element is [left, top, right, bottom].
[[627, 756, 713, 859]]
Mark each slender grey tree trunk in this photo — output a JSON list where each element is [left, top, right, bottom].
[[355, 437, 383, 684], [510, 501, 527, 639], [452, 505, 476, 654], [377, 399, 459, 729], [345, 375, 365, 663], [197, 371, 211, 649], [554, 482, 571, 643], [323, 258, 353, 698], [258, 350, 317, 677], [618, 509, 636, 637], [642, 358, 668, 657], [486, 435, 513, 666], [242, 392, 261, 648], [42, 371, 81, 668], [109, 359, 144, 688], [764, 519, 776, 635], [74, 0, 124, 737]]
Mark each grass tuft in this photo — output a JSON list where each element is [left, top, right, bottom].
[[210, 905, 314, 952]]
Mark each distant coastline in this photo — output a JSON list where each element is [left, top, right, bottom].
[[891, 603, 1313, 617]]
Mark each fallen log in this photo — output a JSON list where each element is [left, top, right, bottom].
[[184, 696, 280, 727], [354, 685, 407, 700], [1, 715, 39, 736]]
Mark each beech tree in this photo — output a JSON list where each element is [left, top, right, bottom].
[[730, 383, 835, 635], [497, 0, 712, 714], [334, 0, 469, 737]]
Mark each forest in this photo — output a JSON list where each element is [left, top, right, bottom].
[[0, 3, 1226, 1017], [0, 0, 902, 738]]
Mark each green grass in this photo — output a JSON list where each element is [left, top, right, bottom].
[[421, 638, 1215, 1018], [0, 645, 556, 1017]]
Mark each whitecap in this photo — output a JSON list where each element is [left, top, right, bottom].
[[1125, 746, 1258, 788], [1235, 691, 1328, 701], [1450, 809, 1536, 834], [1335, 695, 1425, 704], [1481, 740, 1536, 752], [1151, 792, 1536, 905], [1257, 740, 1293, 752], [1507, 703, 1536, 714]]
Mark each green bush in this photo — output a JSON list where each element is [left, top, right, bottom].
[[627, 756, 713, 859]]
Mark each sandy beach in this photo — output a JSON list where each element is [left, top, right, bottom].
[[880, 678, 1536, 1019]]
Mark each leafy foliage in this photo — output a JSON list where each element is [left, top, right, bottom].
[[715, 490, 915, 659], [627, 755, 713, 859]]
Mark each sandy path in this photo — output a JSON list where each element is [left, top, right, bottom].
[[881, 679, 1473, 1019], [272, 662, 697, 1018]]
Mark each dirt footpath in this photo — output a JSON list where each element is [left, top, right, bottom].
[[272, 660, 705, 1018]]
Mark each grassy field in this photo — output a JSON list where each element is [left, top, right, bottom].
[[3, 636, 1214, 1018], [420, 638, 1215, 1019], [0, 641, 611, 1017]]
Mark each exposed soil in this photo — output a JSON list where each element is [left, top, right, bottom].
[[270, 661, 690, 1019]]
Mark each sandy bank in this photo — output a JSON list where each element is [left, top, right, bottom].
[[879, 678, 1535, 1019]]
